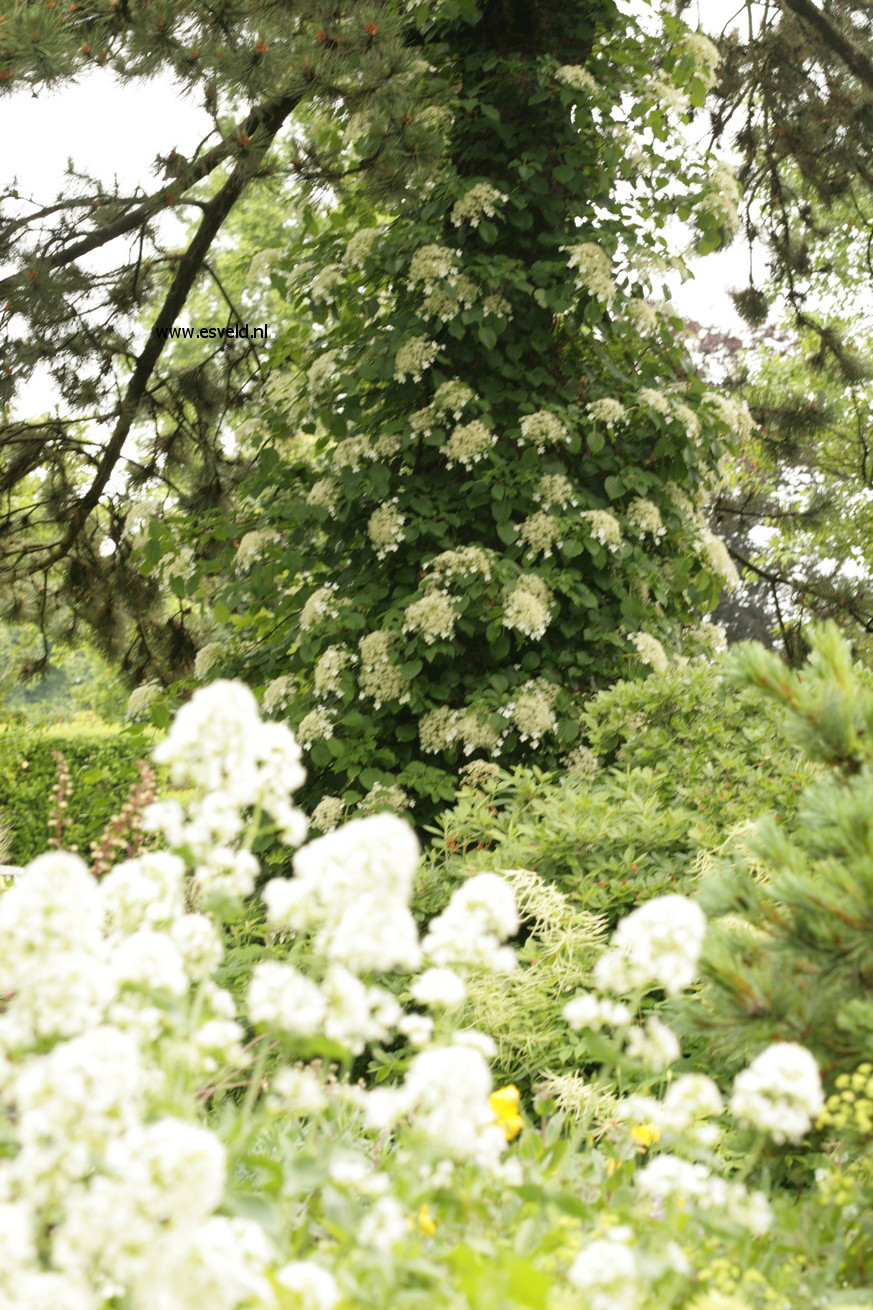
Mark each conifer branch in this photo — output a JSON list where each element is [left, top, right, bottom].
[[0, 87, 300, 294], [780, 0, 873, 93], [37, 90, 299, 572]]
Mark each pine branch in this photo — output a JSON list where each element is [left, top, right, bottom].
[[780, 0, 873, 94], [36, 90, 298, 573], [0, 86, 299, 294]]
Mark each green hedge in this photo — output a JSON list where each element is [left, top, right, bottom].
[[0, 720, 147, 866]]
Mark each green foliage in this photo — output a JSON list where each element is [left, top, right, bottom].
[[418, 656, 814, 918], [0, 623, 127, 726], [677, 623, 873, 1079], [410, 655, 814, 1091], [0, 721, 145, 865]]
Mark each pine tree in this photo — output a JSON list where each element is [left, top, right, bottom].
[[0, 0, 439, 682], [678, 623, 873, 1079], [201, 0, 751, 821]]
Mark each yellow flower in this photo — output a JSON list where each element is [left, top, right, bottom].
[[630, 1122, 661, 1150], [409, 1204, 437, 1237], [490, 1084, 523, 1141]]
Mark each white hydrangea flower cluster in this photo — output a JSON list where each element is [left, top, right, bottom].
[[638, 386, 672, 415], [126, 682, 160, 721], [313, 645, 354, 698], [588, 397, 626, 427], [562, 242, 616, 305], [418, 705, 457, 754], [367, 502, 406, 559], [306, 477, 342, 512], [310, 796, 345, 834], [359, 782, 412, 818], [432, 379, 476, 418], [593, 894, 706, 997], [697, 161, 741, 239], [343, 226, 382, 266], [419, 704, 501, 757], [234, 529, 280, 573], [263, 673, 296, 714], [626, 300, 659, 333], [299, 582, 342, 631], [629, 631, 671, 673], [394, 335, 440, 382], [455, 709, 501, 755], [555, 64, 599, 94], [482, 293, 512, 318], [535, 472, 577, 509], [450, 182, 506, 228], [503, 678, 560, 744], [650, 73, 690, 115], [518, 510, 561, 559], [627, 496, 666, 542], [582, 509, 623, 552], [307, 349, 339, 397], [358, 630, 410, 707], [704, 391, 756, 442], [669, 398, 700, 440], [297, 708, 334, 748], [421, 276, 479, 322], [693, 621, 728, 654], [443, 419, 497, 469], [334, 435, 368, 472], [518, 409, 568, 450], [684, 30, 721, 89], [424, 545, 495, 584], [403, 591, 458, 645], [503, 574, 553, 640], [664, 479, 696, 516], [729, 1043, 825, 1144], [194, 642, 223, 681], [310, 264, 345, 304], [697, 528, 740, 588], [407, 243, 460, 293]]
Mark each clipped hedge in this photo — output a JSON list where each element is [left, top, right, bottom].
[[0, 719, 146, 866]]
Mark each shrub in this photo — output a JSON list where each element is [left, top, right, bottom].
[[418, 656, 815, 923], [408, 656, 815, 1093], [0, 719, 146, 865]]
